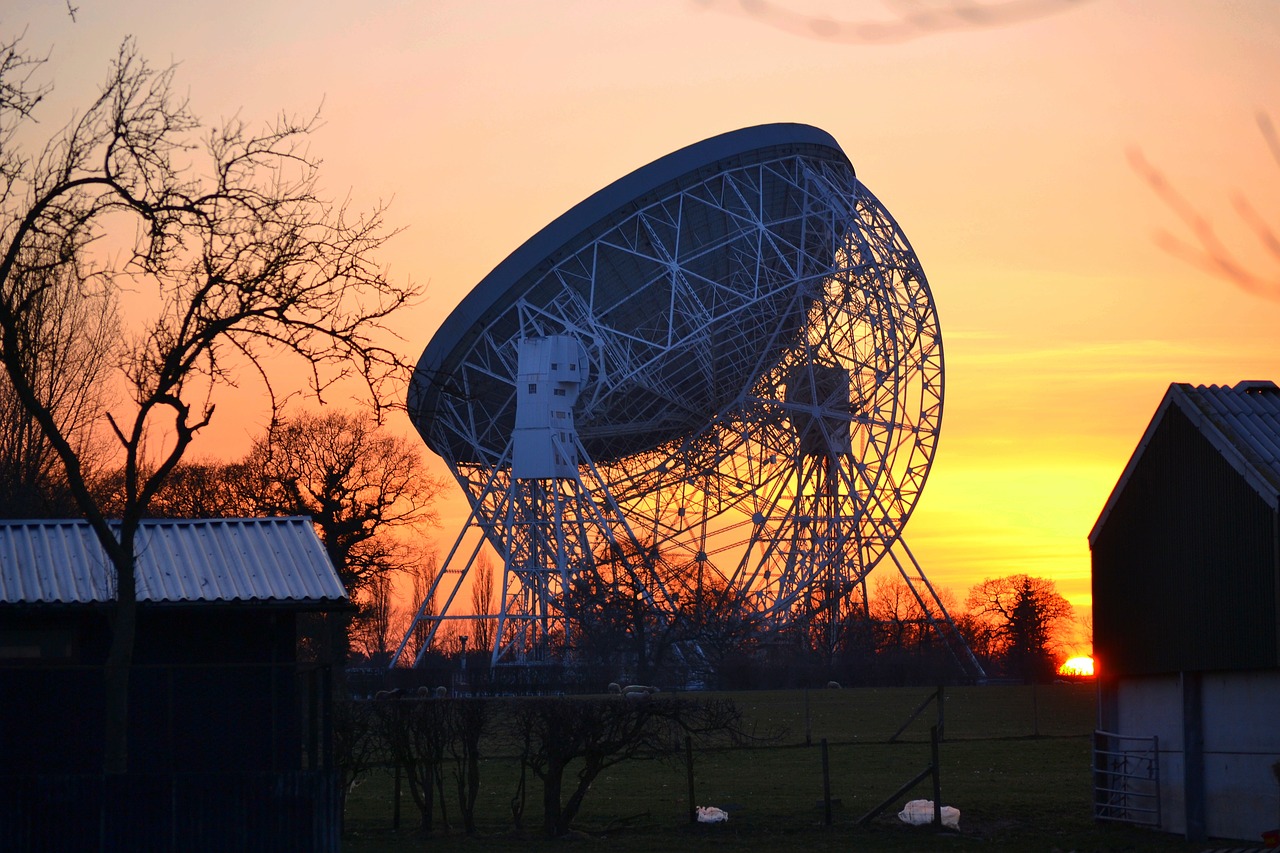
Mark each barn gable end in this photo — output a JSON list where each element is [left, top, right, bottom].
[[1090, 381, 1280, 845], [1090, 385, 1280, 676]]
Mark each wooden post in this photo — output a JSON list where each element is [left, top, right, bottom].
[[686, 735, 697, 825], [821, 738, 832, 826], [930, 725, 942, 827], [935, 685, 945, 742]]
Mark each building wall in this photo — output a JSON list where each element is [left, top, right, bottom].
[[1201, 671, 1280, 841], [1106, 670, 1280, 842], [0, 606, 306, 775], [1092, 404, 1280, 675]]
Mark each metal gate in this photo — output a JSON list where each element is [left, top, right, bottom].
[[1093, 730, 1161, 827]]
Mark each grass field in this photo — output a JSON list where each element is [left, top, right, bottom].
[[341, 684, 1212, 851]]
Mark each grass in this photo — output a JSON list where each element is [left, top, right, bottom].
[[341, 684, 1211, 851]]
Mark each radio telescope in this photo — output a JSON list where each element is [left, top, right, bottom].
[[393, 123, 981, 678]]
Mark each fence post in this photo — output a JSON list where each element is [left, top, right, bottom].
[[686, 735, 696, 825], [935, 685, 945, 741], [821, 738, 832, 826], [930, 725, 942, 827], [1092, 729, 1105, 821]]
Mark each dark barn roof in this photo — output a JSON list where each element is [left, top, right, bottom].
[[0, 517, 347, 608], [1090, 381, 1280, 676]]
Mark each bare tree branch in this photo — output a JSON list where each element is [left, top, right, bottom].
[[1130, 112, 1280, 301], [0, 32, 423, 772]]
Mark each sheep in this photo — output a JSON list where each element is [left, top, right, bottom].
[[826, 680, 841, 689], [607, 682, 622, 695], [435, 685, 448, 698], [417, 685, 432, 698], [622, 684, 659, 698]]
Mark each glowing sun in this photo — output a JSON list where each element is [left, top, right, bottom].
[[1057, 656, 1095, 677]]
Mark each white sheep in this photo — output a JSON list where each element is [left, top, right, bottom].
[[622, 684, 659, 698], [607, 682, 622, 695], [826, 680, 841, 689]]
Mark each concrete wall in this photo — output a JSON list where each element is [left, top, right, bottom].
[[1200, 672, 1280, 841], [1111, 670, 1280, 842]]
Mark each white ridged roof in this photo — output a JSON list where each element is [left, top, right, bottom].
[[0, 517, 348, 606]]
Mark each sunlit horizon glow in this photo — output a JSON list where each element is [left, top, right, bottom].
[[1058, 656, 1096, 678], [10, 1, 1280, 626]]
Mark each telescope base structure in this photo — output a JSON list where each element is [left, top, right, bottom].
[[392, 124, 985, 682]]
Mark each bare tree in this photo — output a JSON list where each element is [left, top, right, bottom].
[[375, 696, 450, 834], [469, 550, 496, 654], [137, 410, 444, 661], [869, 574, 959, 654], [244, 408, 444, 598], [508, 695, 746, 837], [965, 574, 1073, 681], [110, 457, 256, 518], [398, 551, 439, 665], [0, 259, 116, 515], [0, 35, 421, 772], [351, 572, 398, 666]]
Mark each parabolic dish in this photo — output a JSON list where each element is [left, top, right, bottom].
[[410, 123, 856, 465], [398, 122, 960, 674]]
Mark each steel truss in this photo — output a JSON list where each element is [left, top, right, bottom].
[[393, 141, 980, 678]]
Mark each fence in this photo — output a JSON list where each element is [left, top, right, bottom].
[[1093, 730, 1161, 827], [345, 684, 1084, 837]]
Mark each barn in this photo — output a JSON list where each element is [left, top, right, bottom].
[[0, 516, 350, 852], [1090, 380, 1280, 844]]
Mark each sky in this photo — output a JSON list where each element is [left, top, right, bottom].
[[9, 0, 1280, 629]]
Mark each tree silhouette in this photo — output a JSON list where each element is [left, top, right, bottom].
[[0, 260, 116, 515], [508, 695, 746, 837], [246, 409, 443, 597], [469, 551, 496, 654], [0, 34, 421, 772], [965, 573, 1073, 681]]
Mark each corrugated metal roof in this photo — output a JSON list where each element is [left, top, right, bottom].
[[1090, 380, 1280, 544], [0, 517, 348, 606]]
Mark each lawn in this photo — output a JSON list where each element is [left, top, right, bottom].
[[341, 683, 1208, 851]]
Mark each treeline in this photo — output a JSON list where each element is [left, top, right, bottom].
[[365, 569, 1085, 693]]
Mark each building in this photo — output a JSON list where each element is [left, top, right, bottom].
[[0, 516, 350, 852], [1090, 381, 1280, 843]]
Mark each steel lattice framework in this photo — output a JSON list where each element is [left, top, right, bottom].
[[392, 124, 981, 678]]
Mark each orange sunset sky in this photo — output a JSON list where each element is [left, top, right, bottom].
[[11, 1, 1280, 621]]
